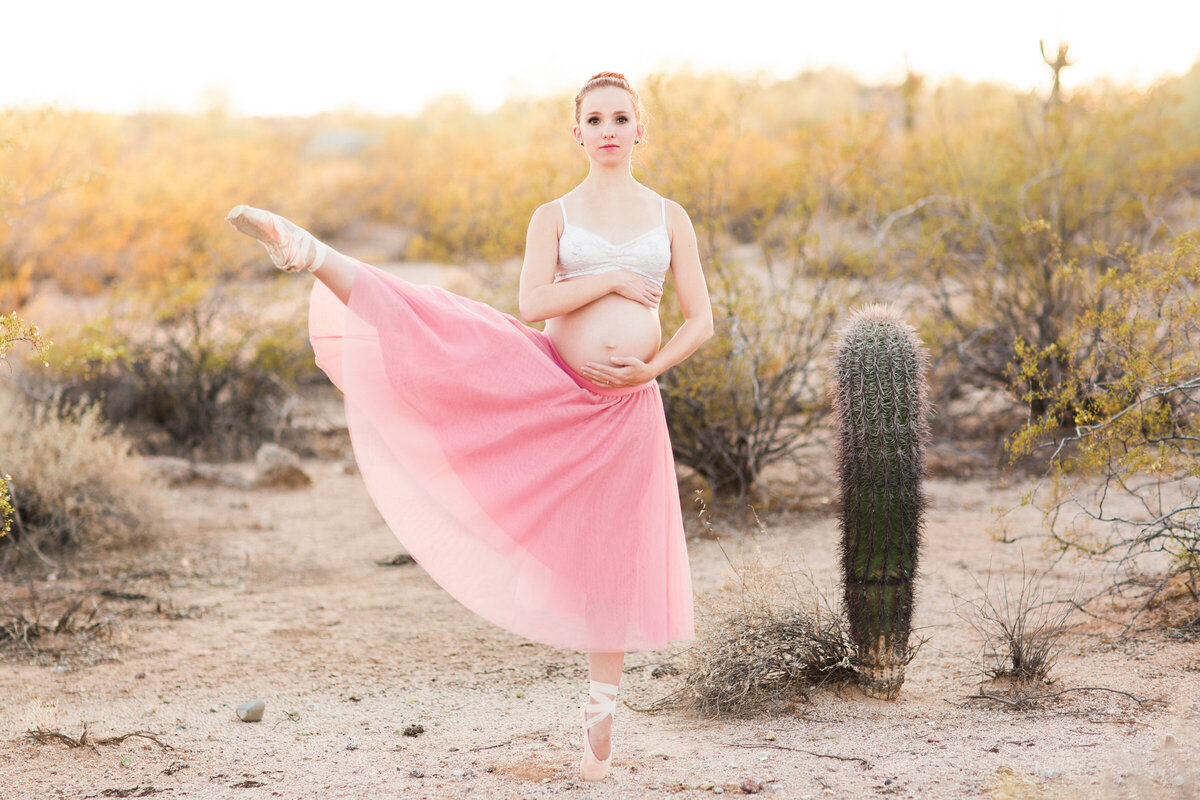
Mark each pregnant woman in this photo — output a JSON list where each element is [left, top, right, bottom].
[[227, 71, 713, 781]]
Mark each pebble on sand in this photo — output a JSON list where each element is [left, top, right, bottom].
[[236, 700, 266, 722]]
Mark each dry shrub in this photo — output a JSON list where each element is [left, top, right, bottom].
[[0, 398, 154, 568], [956, 564, 1076, 684], [38, 280, 314, 459], [659, 256, 849, 500], [677, 558, 855, 718]]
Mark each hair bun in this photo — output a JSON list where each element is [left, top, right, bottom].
[[588, 71, 629, 85]]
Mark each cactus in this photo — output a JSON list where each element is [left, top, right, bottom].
[[831, 305, 930, 699]]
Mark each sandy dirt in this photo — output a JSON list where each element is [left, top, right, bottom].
[[2, 451, 1199, 800]]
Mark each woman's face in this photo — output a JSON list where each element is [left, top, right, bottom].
[[574, 86, 644, 163]]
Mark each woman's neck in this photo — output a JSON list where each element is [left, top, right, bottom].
[[581, 163, 639, 195]]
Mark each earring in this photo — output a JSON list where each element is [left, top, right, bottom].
[[635, 138, 640, 144]]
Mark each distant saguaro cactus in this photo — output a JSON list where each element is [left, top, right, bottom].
[[831, 305, 930, 699]]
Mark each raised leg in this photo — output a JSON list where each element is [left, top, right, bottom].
[[225, 205, 358, 304], [581, 651, 623, 780]]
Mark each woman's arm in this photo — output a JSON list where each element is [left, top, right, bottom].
[[581, 201, 714, 386], [518, 202, 661, 323]]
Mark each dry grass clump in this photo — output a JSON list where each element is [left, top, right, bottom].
[[956, 564, 1076, 684], [676, 560, 855, 718], [1, 397, 154, 568]]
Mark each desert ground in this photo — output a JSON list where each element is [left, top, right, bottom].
[[2, 440, 1198, 800]]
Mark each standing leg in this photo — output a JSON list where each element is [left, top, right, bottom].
[[226, 205, 358, 304], [581, 650, 624, 780]]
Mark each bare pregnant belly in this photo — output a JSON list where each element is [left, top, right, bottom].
[[546, 295, 662, 383]]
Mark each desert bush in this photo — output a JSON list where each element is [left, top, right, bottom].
[[0, 398, 153, 568], [1010, 233, 1200, 629], [39, 280, 314, 459], [675, 560, 854, 718], [1, 311, 50, 537], [956, 564, 1076, 683], [873, 64, 1199, 417], [658, 254, 849, 499]]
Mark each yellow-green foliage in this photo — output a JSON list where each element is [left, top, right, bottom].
[[0, 399, 152, 560], [1, 311, 49, 536], [0, 108, 348, 304], [874, 78, 1200, 407], [1010, 234, 1200, 615], [41, 280, 314, 459]]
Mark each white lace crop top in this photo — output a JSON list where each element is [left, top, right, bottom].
[[555, 197, 671, 286]]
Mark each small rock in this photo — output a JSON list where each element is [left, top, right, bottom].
[[134, 671, 146, 680], [409, 768, 424, 778], [650, 664, 680, 678], [403, 724, 425, 737], [346, 742, 358, 750], [462, 769, 475, 779], [645, 748, 668, 759], [141, 455, 197, 486], [740, 778, 763, 794], [713, 788, 725, 795], [762, 731, 778, 741], [193, 462, 255, 490], [254, 444, 312, 488], [209, 706, 218, 713], [236, 700, 265, 722]]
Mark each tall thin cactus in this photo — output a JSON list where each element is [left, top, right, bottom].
[[831, 305, 930, 699]]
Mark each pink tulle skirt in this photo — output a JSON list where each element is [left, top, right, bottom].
[[308, 262, 694, 652]]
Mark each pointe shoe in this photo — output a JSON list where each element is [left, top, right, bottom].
[[580, 679, 618, 781], [225, 205, 327, 273]]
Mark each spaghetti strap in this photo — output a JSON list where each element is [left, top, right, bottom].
[[558, 198, 569, 225]]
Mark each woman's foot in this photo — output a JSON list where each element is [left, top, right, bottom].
[[580, 680, 618, 781], [226, 205, 327, 273]]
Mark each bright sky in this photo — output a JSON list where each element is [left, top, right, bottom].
[[7, 1, 1199, 116]]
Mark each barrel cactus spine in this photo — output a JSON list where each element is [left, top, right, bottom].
[[831, 304, 930, 700]]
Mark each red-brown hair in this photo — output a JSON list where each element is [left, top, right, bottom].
[[574, 71, 644, 124]]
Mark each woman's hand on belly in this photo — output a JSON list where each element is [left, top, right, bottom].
[[580, 355, 656, 387], [610, 270, 663, 309]]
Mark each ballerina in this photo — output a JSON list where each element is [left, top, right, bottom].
[[227, 71, 713, 781]]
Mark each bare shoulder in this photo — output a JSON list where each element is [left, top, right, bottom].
[[660, 198, 697, 240], [528, 200, 565, 235]]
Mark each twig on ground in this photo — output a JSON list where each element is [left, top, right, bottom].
[[723, 742, 871, 769], [964, 686, 1156, 709], [468, 739, 513, 752], [24, 725, 174, 750]]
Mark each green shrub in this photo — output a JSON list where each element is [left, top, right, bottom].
[[1, 311, 49, 538], [877, 76, 1197, 417], [41, 280, 315, 459], [659, 255, 850, 499], [1010, 233, 1200, 629]]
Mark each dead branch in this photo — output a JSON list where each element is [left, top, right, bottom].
[[24, 725, 174, 750], [965, 686, 1156, 710], [723, 741, 871, 768]]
